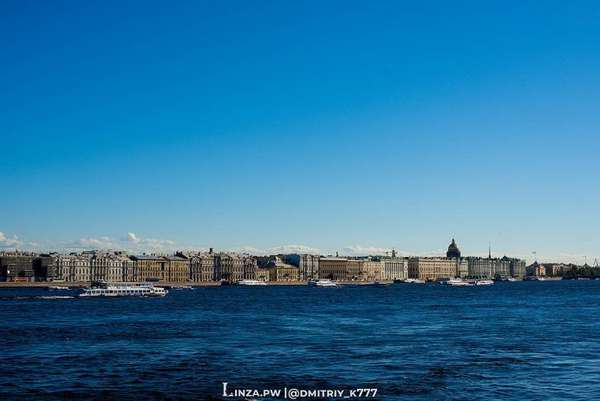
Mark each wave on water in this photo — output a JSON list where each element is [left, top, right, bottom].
[[0, 295, 76, 300]]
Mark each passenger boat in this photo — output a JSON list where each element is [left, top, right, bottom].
[[79, 282, 168, 297], [445, 278, 474, 286], [309, 279, 338, 287], [237, 279, 267, 286], [404, 278, 426, 284], [475, 279, 494, 286]]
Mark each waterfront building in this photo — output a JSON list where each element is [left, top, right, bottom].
[[129, 255, 165, 282], [215, 253, 244, 282], [466, 257, 511, 279], [283, 254, 320, 280], [164, 255, 189, 282], [34, 253, 58, 281], [256, 267, 270, 282], [504, 256, 526, 277], [0, 253, 36, 282], [259, 256, 299, 282], [544, 263, 568, 277], [242, 255, 258, 280], [360, 260, 382, 281], [380, 257, 409, 281], [57, 253, 92, 282], [90, 252, 128, 283], [526, 262, 547, 277], [319, 258, 368, 281], [189, 253, 215, 282], [526, 262, 569, 277], [267, 263, 299, 282], [122, 257, 138, 282], [408, 257, 462, 281]]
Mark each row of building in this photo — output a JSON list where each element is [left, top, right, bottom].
[[0, 240, 535, 283]]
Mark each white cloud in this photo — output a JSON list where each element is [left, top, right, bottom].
[[230, 245, 267, 255], [71, 236, 117, 249], [341, 245, 391, 256], [123, 232, 176, 252], [0, 231, 24, 248], [269, 244, 321, 254]]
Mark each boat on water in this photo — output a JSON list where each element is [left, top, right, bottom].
[[403, 278, 426, 284], [507, 277, 519, 282], [237, 279, 267, 286], [475, 279, 494, 286], [79, 282, 168, 297], [48, 285, 70, 290], [445, 278, 474, 287], [309, 279, 338, 287]]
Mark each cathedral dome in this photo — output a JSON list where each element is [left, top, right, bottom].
[[446, 238, 461, 258]]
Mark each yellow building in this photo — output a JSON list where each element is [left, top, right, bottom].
[[408, 257, 460, 281], [164, 256, 190, 282], [268, 264, 299, 282], [319, 258, 378, 281], [130, 255, 164, 282], [256, 268, 270, 282], [360, 260, 382, 281]]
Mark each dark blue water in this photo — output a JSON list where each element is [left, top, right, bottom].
[[1, 281, 600, 400]]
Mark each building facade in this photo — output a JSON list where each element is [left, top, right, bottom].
[[242, 256, 258, 280], [466, 257, 511, 279], [190, 253, 215, 282], [283, 254, 320, 280], [381, 257, 409, 281], [130, 255, 164, 282], [408, 257, 461, 281], [57, 253, 92, 282], [256, 268, 270, 282], [215, 253, 244, 282], [164, 256, 189, 282], [504, 257, 526, 277], [268, 264, 299, 282], [90, 252, 127, 283], [360, 260, 382, 281], [0, 254, 36, 282]]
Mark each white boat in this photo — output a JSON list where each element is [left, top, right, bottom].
[[445, 278, 474, 286], [475, 279, 494, 286], [48, 285, 70, 290], [507, 277, 519, 282], [404, 278, 426, 284], [310, 279, 338, 287], [80, 282, 168, 297], [237, 279, 267, 286]]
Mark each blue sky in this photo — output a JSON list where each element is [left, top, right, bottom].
[[1, 1, 599, 263]]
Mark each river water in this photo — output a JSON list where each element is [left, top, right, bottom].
[[1, 281, 599, 400]]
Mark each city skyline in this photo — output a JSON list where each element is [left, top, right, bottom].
[[2, 1, 600, 264], [0, 231, 595, 265]]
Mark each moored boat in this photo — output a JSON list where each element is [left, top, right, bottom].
[[237, 279, 267, 286], [309, 279, 338, 287], [445, 278, 474, 286], [404, 278, 426, 284], [475, 279, 494, 286]]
